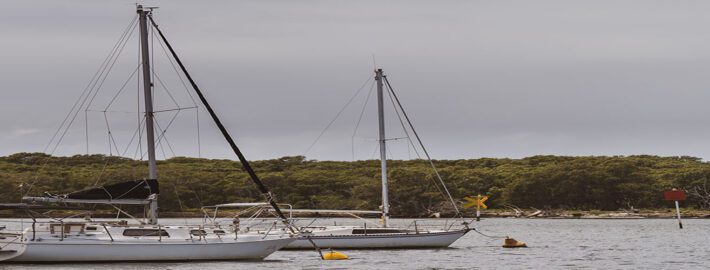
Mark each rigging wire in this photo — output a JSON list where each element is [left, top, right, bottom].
[[151, 117, 168, 159], [150, 114, 169, 160], [25, 16, 139, 197], [94, 111, 121, 187], [85, 110, 89, 154], [383, 75, 461, 216], [154, 29, 198, 106], [154, 30, 201, 157], [132, 118, 148, 160], [97, 16, 196, 166], [103, 112, 122, 155], [350, 80, 376, 161], [156, 132, 168, 159], [89, 63, 142, 183], [82, 20, 139, 154], [84, 26, 137, 112], [303, 75, 373, 157], [385, 81, 422, 159], [151, 70, 182, 109], [57, 17, 138, 155], [369, 142, 380, 159], [86, 109, 139, 114], [130, 26, 196, 161], [31, 11, 204, 196], [152, 112, 179, 157], [196, 109, 202, 158], [86, 31, 141, 186], [172, 182, 189, 225], [93, 56, 140, 186], [153, 107, 197, 113], [386, 142, 395, 161], [103, 64, 142, 111], [43, 15, 138, 154], [122, 116, 146, 157]]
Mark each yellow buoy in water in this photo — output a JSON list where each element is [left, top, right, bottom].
[[502, 237, 527, 248], [323, 250, 349, 260]]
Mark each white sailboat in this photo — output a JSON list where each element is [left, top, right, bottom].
[[0, 218, 294, 262], [283, 69, 471, 249], [0, 6, 297, 262]]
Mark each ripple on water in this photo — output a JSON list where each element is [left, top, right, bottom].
[[1, 218, 710, 269]]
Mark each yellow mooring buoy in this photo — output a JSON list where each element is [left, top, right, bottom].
[[323, 250, 349, 260], [502, 237, 527, 248]]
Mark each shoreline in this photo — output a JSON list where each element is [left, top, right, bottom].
[[475, 208, 710, 219], [2, 209, 709, 219]]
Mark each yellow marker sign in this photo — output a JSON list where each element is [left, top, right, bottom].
[[465, 195, 489, 221], [463, 195, 488, 209]]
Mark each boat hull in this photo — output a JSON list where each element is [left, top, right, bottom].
[[2, 237, 295, 262], [285, 229, 469, 249]]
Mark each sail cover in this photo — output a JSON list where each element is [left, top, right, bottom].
[[64, 179, 158, 200], [39, 179, 159, 202]]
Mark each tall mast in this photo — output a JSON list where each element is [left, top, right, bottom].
[[375, 68, 389, 227], [138, 5, 159, 225]]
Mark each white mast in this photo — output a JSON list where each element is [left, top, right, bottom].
[[138, 5, 159, 225], [375, 68, 389, 227]]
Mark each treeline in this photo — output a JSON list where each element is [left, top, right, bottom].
[[1, 153, 709, 217]]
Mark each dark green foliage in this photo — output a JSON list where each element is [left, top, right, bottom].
[[1, 153, 708, 216]]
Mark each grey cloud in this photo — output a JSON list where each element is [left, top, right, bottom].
[[2, 0, 710, 161]]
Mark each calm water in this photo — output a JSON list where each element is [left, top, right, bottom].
[[1, 218, 708, 269]]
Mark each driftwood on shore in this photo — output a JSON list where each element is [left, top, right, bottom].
[[1, 201, 710, 219], [473, 208, 710, 219]]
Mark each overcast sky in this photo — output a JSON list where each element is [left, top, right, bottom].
[[2, 0, 710, 161]]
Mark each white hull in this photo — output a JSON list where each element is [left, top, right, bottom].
[[286, 229, 469, 249], [0, 223, 296, 262], [1, 237, 295, 262], [1, 237, 294, 262]]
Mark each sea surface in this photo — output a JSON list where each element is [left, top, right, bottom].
[[1, 217, 708, 269]]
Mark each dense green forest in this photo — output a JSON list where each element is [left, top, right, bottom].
[[1, 153, 709, 217]]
